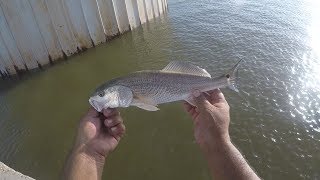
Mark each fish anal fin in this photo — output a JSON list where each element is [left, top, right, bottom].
[[132, 94, 159, 111], [134, 103, 160, 111], [161, 61, 211, 77]]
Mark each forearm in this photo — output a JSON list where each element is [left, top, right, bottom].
[[63, 146, 106, 180], [203, 138, 260, 180]]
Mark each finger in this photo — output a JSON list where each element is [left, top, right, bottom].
[[86, 107, 99, 117], [193, 91, 211, 111], [203, 92, 211, 102], [104, 116, 123, 127], [103, 108, 119, 117], [110, 124, 126, 137], [210, 89, 226, 104], [182, 101, 194, 113], [182, 101, 198, 121], [207, 88, 221, 95]]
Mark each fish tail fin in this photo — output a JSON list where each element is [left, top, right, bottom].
[[226, 59, 242, 92]]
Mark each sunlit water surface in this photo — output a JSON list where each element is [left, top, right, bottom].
[[0, 0, 320, 179]]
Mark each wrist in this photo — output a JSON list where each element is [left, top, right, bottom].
[[200, 134, 231, 155], [71, 144, 106, 167], [64, 144, 106, 180]]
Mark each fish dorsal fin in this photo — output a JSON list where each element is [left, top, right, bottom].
[[161, 61, 211, 77]]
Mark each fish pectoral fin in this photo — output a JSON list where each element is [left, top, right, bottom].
[[134, 103, 160, 111], [132, 95, 159, 111], [161, 61, 211, 77]]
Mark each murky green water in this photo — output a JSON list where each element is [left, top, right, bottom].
[[1, 0, 320, 179]]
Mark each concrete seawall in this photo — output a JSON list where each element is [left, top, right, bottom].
[[0, 162, 34, 180], [0, 0, 168, 77]]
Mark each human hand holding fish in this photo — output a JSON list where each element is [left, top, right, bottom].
[[84, 60, 240, 175], [183, 89, 231, 152], [183, 89, 260, 180], [75, 108, 125, 158], [63, 108, 125, 180], [64, 60, 261, 180]]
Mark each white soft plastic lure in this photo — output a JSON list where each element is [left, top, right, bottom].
[[89, 60, 241, 112]]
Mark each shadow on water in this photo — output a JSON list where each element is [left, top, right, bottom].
[[0, 73, 37, 93]]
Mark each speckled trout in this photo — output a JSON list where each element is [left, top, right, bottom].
[[89, 60, 242, 112]]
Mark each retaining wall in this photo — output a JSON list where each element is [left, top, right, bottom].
[[0, 162, 34, 180], [0, 0, 168, 77]]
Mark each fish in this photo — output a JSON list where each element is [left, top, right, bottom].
[[89, 60, 242, 112]]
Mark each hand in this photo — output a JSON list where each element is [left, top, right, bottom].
[[183, 89, 230, 152], [74, 107, 126, 161], [63, 107, 125, 180], [184, 90, 261, 180]]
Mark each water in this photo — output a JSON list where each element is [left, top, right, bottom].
[[1, 0, 320, 179]]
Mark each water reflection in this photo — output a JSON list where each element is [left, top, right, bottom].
[[287, 0, 320, 135]]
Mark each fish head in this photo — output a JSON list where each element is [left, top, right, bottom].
[[89, 85, 133, 112]]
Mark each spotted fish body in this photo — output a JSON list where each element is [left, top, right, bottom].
[[89, 61, 241, 112]]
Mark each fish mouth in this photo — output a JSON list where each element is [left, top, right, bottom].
[[89, 98, 102, 112]]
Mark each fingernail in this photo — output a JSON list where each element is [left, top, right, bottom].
[[106, 119, 112, 125], [105, 109, 112, 114], [111, 127, 117, 132], [193, 90, 201, 97]]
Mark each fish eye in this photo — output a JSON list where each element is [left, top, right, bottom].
[[98, 92, 105, 97], [226, 74, 230, 78]]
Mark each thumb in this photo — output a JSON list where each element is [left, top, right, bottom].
[[193, 91, 211, 111]]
